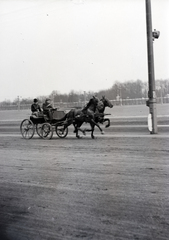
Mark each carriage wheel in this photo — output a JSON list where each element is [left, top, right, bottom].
[[55, 125, 68, 138], [36, 124, 43, 138], [20, 119, 35, 139], [41, 123, 53, 140]]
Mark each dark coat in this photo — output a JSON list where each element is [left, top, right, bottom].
[[31, 103, 42, 113]]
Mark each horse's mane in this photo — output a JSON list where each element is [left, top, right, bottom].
[[96, 99, 104, 113]]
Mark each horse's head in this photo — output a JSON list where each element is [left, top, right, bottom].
[[92, 95, 99, 104], [101, 96, 113, 108], [86, 95, 99, 113]]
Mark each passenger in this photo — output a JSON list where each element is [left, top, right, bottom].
[[42, 98, 56, 120], [31, 98, 42, 117]]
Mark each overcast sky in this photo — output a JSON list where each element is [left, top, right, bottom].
[[0, 0, 168, 102]]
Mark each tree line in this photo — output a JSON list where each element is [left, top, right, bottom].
[[1, 79, 169, 106]]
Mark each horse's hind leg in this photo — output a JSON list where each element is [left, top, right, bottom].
[[74, 122, 84, 138], [73, 124, 81, 138], [73, 122, 77, 133]]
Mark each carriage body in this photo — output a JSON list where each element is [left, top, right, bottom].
[[20, 110, 68, 139]]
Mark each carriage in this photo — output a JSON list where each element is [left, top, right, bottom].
[[20, 96, 113, 140], [20, 109, 68, 140]]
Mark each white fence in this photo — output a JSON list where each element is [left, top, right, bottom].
[[0, 97, 169, 111]]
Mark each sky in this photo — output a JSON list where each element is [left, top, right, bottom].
[[0, 0, 169, 102]]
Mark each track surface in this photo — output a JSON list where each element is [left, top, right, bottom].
[[0, 105, 169, 239]]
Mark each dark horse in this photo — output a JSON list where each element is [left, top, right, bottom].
[[90, 95, 113, 129], [79, 96, 113, 138], [60, 96, 113, 139]]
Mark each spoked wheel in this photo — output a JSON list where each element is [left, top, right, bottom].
[[36, 124, 43, 138], [41, 123, 53, 140], [20, 119, 35, 139], [56, 125, 68, 138]]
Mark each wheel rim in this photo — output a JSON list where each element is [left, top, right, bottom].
[[56, 126, 68, 138], [20, 119, 35, 139], [41, 123, 53, 139]]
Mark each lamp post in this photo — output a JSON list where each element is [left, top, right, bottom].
[[145, 0, 160, 134]]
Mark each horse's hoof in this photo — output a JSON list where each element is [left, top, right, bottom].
[[101, 131, 105, 135]]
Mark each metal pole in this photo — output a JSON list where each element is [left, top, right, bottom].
[[84, 91, 86, 105], [145, 0, 158, 134]]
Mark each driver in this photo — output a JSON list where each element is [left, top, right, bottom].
[[42, 98, 56, 120]]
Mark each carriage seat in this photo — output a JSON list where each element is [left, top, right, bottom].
[[30, 114, 46, 124], [31, 112, 45, 119]]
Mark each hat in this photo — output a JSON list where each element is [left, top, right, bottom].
[[46, 98, 51, 101], [34, 98, 38, 103]]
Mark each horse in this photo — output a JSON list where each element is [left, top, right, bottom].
[[58, 96, 104, 138], [80, 96, 113, 138], [59, 96, 113, 139]]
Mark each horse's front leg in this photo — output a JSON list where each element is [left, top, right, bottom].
[[103, 118, 110, 128], [90, 123, 95, 139], [90, 119, 104, 135]]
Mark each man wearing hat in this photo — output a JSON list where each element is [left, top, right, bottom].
[[42, 98, 56, 120], [31, 98, 42, 117]]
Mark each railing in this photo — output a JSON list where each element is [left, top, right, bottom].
[[0, 97, 169, 110]]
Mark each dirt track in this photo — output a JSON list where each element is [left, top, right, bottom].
[[0, 133, 169, 240]]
